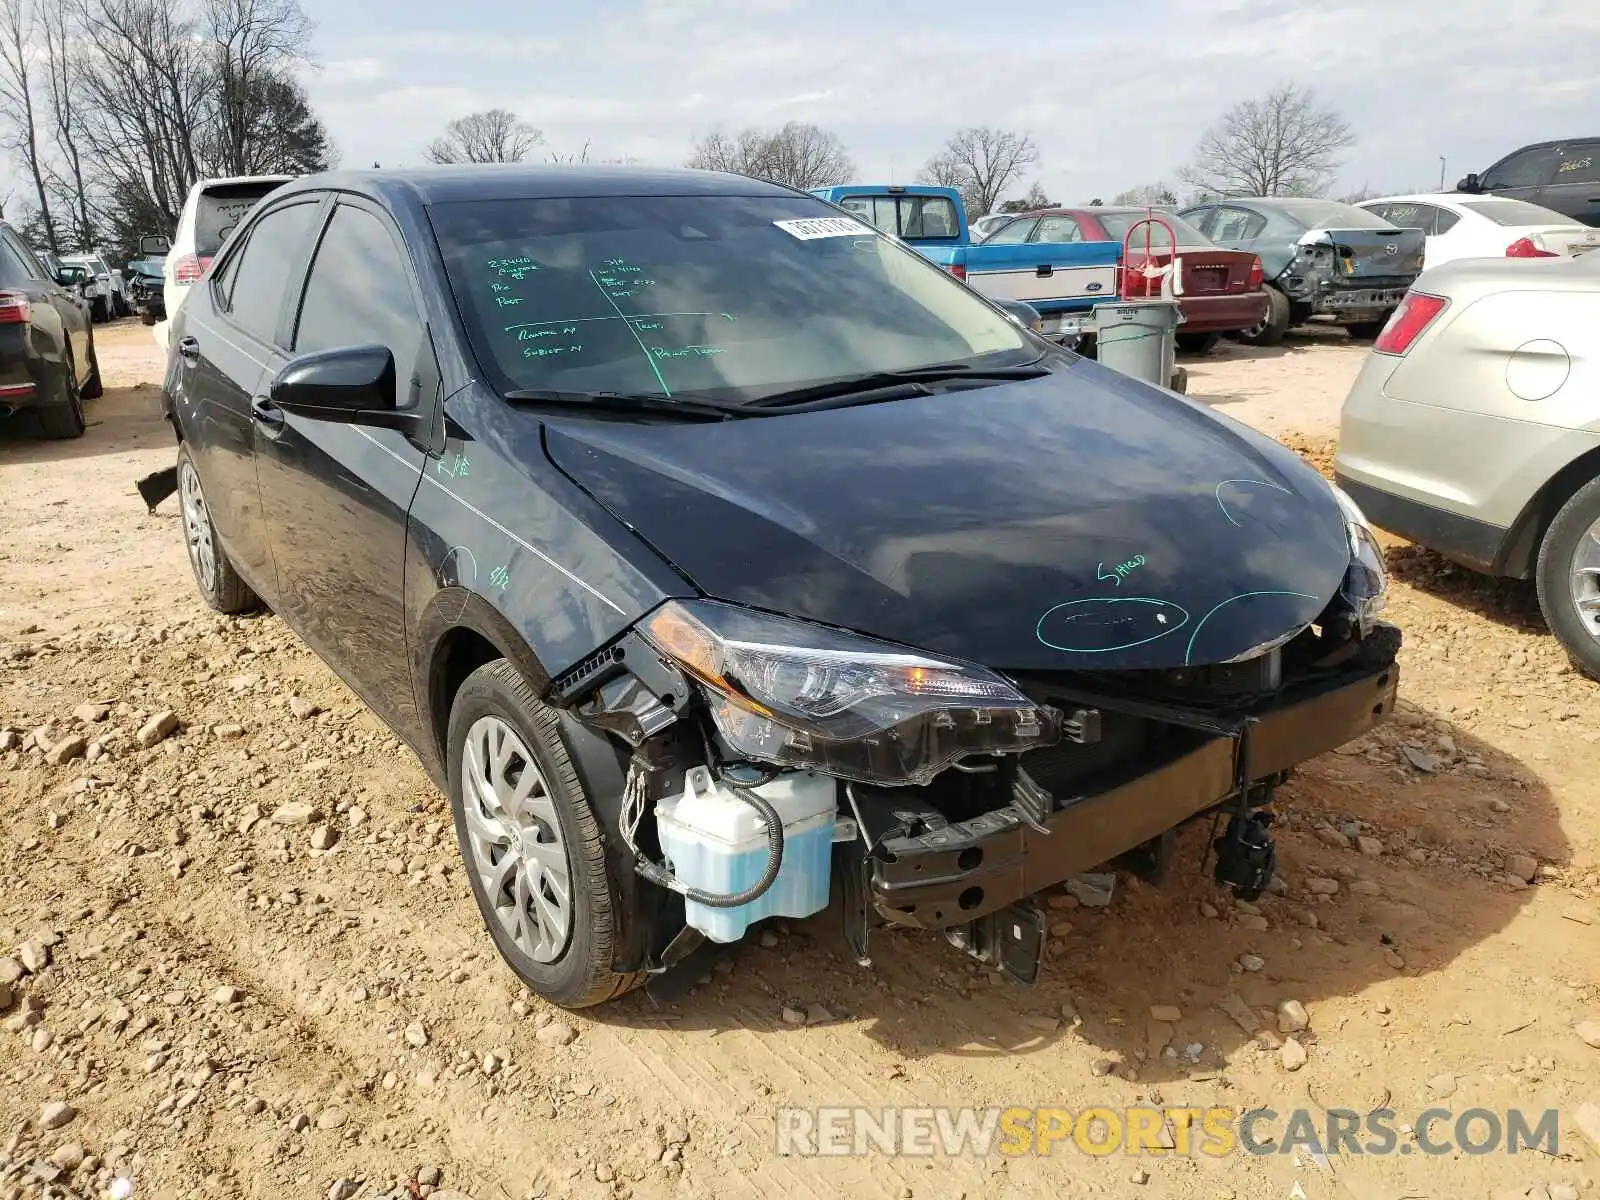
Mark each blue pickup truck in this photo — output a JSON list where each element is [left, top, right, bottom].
[[810, 184, 1123, 340]]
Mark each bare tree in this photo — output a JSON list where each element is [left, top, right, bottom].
[[997, 181, 1053, 213], [425, 110, 541, 164], [918, 127, 1038, 217], [687, 122, 853, 189], [203, 0, 314, 178], [0, 0, 58, 252], [1112, 180, 1178, 207], [40, 2, 95, 248], [1178, 83, 1354, 198]]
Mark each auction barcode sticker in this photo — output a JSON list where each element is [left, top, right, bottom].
[[773, 217, 873, 240]]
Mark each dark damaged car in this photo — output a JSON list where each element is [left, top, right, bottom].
[[1180, 197, 1426, 346], [159, 167, 1401, 1007]]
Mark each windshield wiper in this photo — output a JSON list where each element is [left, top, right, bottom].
[[742, 361, 1054, 411], [502, 389, 746, 421]]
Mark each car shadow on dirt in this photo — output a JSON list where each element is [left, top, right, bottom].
[[592, 698, 1563, 1084], [0, 382, 169, 467], [1384, 543, 1549, 637]]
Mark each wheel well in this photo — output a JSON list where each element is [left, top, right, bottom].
[[428, 627, 504, 763], [1497, 446, 1600, 579]]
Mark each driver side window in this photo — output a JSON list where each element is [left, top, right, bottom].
[[1484, 147, 1558, 189], [293, 203, 427, 409], [984, 218, 1037, 244]]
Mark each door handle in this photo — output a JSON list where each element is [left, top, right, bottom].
[[250, 395, 285, 434], [176, 335, 200, 363], [1035, 264, 1054, 277]]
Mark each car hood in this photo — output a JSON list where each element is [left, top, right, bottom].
[[541, 357, 1354, 670]]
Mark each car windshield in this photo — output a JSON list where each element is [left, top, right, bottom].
[[1092, 210, 1214, 248], [1458, 197, 1580, 227], [429, 194, 1032, 406], [1271, 199, 1394, 230]]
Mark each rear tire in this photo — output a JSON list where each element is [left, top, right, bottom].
[[36, 344, 85, 439], [1176, 331, 1221, 354], [80, 336, 103, 400], [1234, 285, 1291, 347], [1534, 475, 1600, 681], [176, 442, 259, 613], [448, 659, 647, 1009]]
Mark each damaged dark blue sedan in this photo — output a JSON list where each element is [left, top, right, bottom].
[[160, 166, 1400, 1007]]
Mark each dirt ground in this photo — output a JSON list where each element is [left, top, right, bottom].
[[1, 320, 1598, 1200]]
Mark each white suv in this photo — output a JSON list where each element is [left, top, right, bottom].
[[156, 174, 294, 347]]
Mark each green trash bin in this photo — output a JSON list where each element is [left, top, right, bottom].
[[1091, 299, 1184, 391]]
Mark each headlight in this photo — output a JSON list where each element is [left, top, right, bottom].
[[1329, 483, 1387, 632], [642, 599, 1060, 786]]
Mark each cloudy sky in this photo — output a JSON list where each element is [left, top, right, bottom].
[[300, 0, 1594, 202]]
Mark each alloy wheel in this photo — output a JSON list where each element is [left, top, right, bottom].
[[1568, 514, 1600, 642], [460, 715, 573, 963], [178, 461, 217, 596]]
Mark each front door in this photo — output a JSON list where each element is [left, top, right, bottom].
[[1479, 145, 1560, 208], [252, 197, 437, 740], [170, 197, 325, 602]]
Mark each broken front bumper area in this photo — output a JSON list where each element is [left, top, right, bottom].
[[848, 654, 1399, 936]]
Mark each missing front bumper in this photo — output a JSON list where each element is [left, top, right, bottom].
[[861, 659, 1399, 930]]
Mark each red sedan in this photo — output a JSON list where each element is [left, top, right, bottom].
[[980, 207, 1270, 351]]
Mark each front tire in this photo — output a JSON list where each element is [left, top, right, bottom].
[[1234, 285, 1291, 347], [1535, 475, 1600, 680], [90, 296, 109, 323], [1176, 331, 1221, 354], [176, 443, 259, 613], [448, 659, 645, 1009]]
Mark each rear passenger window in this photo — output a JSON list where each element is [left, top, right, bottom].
[[294, 204, 425, 406], [2, 231, 45, 279], [0, 237, 32, 284], [1552, 144, 1600, 185], [220, 201, 320, 343]]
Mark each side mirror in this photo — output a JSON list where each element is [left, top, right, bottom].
[[1456, 173, 1482, 193], [994, 297, 1043, 332], [139, 235, 171, 256], [55, 266, 87, 287], [270, 344, 416, 432]]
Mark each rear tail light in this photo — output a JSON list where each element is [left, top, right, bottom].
[[1373, 291, 1447, 356], [0, 290, 29, 324], [1505, 236, 1557, 259], [173, 254, 212, 283], [948, 263, 967, 281], [1247, 255, 1264, 289]]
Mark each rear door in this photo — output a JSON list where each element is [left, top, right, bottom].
[[171, 195, 325, 602], [251, 195, 436, 735], [1542, 141, 1600, 227]]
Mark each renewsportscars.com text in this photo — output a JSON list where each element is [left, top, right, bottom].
[[775, 1105, 1562, 1159]]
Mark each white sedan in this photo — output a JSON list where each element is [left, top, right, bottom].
[[1357, 193, 1600, 268]]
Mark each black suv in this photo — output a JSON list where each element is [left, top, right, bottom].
[[1457, 138, 1600, 227], [0, 221, 103, 438]]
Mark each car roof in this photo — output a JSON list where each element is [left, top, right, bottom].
[[1491, 136, 1600, 154], [269, 165, 798, 209]]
